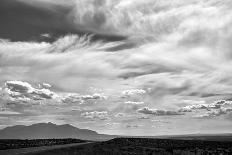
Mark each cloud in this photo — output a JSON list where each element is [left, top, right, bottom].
[[104, 122, 120, 126], [5, 81, 34, 93], [81, 111, 109, 120], [137, 107, 183, 116], [47, 35, 122, 53], [0, 108, 21, 115], [1, 0, 232, 134], [151, 120, 169, 123], [195, 107, 232, 118], [114, 113, 125, 117], [61, 93, 106, 104], [179, 104, 208, 112], [61, 93, 82, 104], [40, 33, 51, 38], [138, 115, 150, 120], [0, 111, 21, 115], [125, 124, 141, 128], [81, 93, 106, 100], [179, 100, 232, 112], [179, 100, 232, 119], [124, 101, 144, 105], [122, 89, 146, 96], [4, 81, 58, 100], [41, 83, 52, 88]]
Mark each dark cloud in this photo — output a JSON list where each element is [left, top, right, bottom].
[[0, 0, 127, 42], [0, 0, 72, 42]]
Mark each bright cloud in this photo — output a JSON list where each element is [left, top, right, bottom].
[[122, 89, 146, 96], [179, 100, 232, 112], [4, 81, 58, 100], [124, 101, 144, 105]]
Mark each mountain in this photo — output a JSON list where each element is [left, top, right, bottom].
[[0, 122, 116, 140]]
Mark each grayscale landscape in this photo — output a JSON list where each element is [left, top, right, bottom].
[[1, 0, 232, 154]]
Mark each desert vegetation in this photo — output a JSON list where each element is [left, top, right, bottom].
[[0, 138, 86, 150], [15, 138, 232, 155]]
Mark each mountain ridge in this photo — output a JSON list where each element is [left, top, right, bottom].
[[0, 122, 116, 140]]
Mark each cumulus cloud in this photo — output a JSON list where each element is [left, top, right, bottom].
[[195, 107, 232, 118], [81, 93, 106, 100], [122, 89, 146, 96], [4, 81, 58, 100], [137, 107, 183, 116], [179, 104, 208, 112], [61, 93, 106, 104], [179, 100, 232, 112], [5, 81, 34, 94], [81, 111, 109, 120], [179, 100, 232, 119], [61, 94, 82, 104]]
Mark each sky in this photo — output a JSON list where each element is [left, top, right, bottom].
[[0, 0, 232, 136]]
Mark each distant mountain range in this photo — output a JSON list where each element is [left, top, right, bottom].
[[1, 123, 231, 141], [0, 123, 116, 140]]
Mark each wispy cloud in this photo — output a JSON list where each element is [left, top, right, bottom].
[[0, 108, 21, 115], [125, 101, 144, 105]]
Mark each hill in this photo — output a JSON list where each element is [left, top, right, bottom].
[[0, 122, 116, 140]]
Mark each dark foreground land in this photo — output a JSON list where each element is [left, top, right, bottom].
[[0, 142, 93, 155], [1, 137, 232, 155], [0, 138, 87, 150]]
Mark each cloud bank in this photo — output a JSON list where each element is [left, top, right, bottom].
[[137, 107, 183, 116]]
